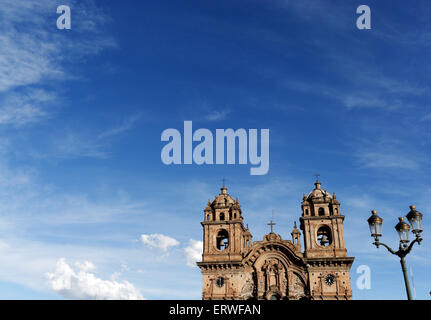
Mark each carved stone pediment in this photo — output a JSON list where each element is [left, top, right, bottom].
[[263, 232, 282, 242]]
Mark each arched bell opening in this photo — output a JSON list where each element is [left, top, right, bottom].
[[318, 207, 325, 216], [216, 229, 229, 250], [316, 225, 332, 247]]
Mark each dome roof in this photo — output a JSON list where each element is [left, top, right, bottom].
[[307, 181, 332, 201], [211, 186, 236, 208]]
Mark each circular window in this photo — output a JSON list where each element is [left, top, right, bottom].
[[269, 294, 280, 300], [216, 277, 224, 287]]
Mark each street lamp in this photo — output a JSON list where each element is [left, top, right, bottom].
[[367, 210, 383, 241], [395, 217, 410, 244], [367, 206, 423, 300], [406, 205, 423, 235]]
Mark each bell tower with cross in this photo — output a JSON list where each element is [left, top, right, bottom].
[[300, 176, 347, 258], [299, 176, 354, 299], [198, 182, 253, 299], [200, 181, 251, 264]]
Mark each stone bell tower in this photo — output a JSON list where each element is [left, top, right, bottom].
[[300, 179, 347, 258], [198, 184, 253, 299], [201, 184, 250, 263], [300, 179, 354, 299]]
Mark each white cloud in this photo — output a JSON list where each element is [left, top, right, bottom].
[[0, 0, 115, 126], [205, 109, 231, 121], [97, 114, 141, 140], [356, 151, 420, 170], [184, 239, 202, 267], [341, 95, 389, 109], [26, 113, 141, 160], [54, 132, 110, 159], [140, 234, 179, 252], [421, 113, 431, 122], [74, 261, 96, 272], [342, 195, 373, 210], [46, 258, 144, 300], [0, 89, 55, 126], [0, 30, 61, 93]]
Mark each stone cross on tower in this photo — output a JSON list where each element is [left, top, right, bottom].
[[268, 210, 276, 233], [268, 220, 276, 233]]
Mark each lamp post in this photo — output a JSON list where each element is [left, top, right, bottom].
[[367, 206, 423, 300]]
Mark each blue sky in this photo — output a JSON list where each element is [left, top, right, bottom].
[[0, 0, 430, 299]]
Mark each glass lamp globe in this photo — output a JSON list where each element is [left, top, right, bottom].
[[406, 205, 423, 234], [367, 210, 383, 238], [395, 217, 410, 243]]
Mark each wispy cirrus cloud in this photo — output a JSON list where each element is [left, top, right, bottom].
[[0, 0, 116, 127], [97, 114, 141, 140], [356, 150, 420, 170], [421, 113, 431, 122], [282, 71, 428, 111], [0, 89, 56, 126], [55, 132, 111, 159], [205, 109, 231, 121], [23, 113, 141, 160], [351, 133, 427, 171]]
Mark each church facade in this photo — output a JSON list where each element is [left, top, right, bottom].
[[197, 181, 355, 300]]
